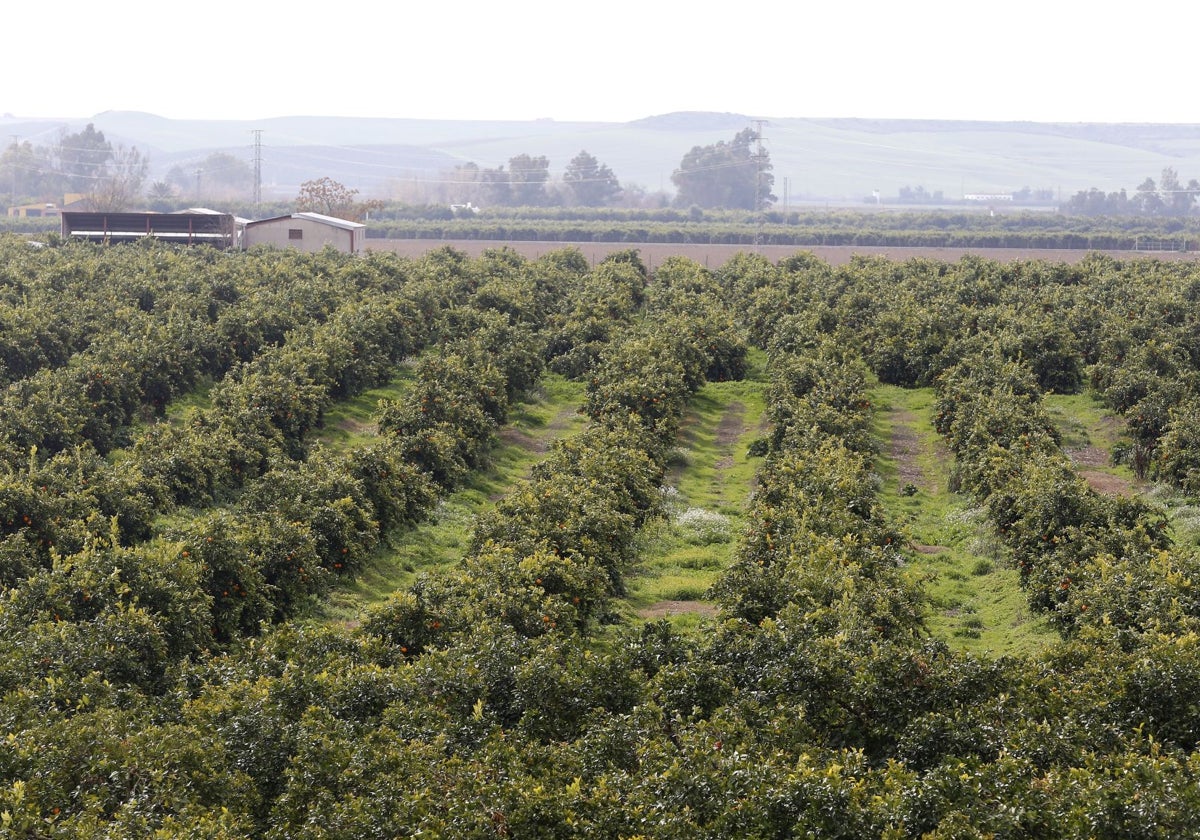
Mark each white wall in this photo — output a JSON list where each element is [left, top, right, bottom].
[[243, 217, 360, 253]]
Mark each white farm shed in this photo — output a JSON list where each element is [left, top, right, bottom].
[[243, 211, 366, 254]]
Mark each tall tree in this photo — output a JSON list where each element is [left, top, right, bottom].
[[1, 140, 55, 203], [55, 123, 113, 193], [87, 144, 148, 211], [508, 153, 550, 206], [1062, 187, 1129, 215], [295, 176, 381, 221], [671, 128, 774, 210], [146, 181, 179, 213], [1159, 167, 1197, 216], [1133, 177, 1164, 215], [480, 165, 511, 206], [296, 176, 362, 218], [563, 150, 622, 207], [445, 162, 482, 205], [173, 152, 254, 200]]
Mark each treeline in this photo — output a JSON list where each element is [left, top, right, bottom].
[[364, 217, 1200, 251], [1062, 166, 1200, 217]]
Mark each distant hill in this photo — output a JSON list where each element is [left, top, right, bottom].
[[4, 110, 1199, 204]]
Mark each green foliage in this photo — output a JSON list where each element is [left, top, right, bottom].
[[10, 242, 1200, 835], [563, 150, 622, 207], [671, 128, 774, 210]]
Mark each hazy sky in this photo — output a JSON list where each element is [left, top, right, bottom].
[[5, 0, 1197, 125]]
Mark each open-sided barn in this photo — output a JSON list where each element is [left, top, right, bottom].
[[60, 210, 238, 248]]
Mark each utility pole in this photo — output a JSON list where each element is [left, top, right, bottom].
[[752, 119, 767, 248], [251, 129, 263, 205]]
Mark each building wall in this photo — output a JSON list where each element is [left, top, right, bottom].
[[7, 204, 59, 218], [243, 217, 359, 254]]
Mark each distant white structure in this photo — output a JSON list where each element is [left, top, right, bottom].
[[964, 193, 1013, 202], [242, 211, 366, 254]]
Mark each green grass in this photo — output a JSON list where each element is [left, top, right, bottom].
[[873, 383, 1058, 656], [163, 376, 215, 422], [1042, 390, 1138, 484], [620, 349, 769, 626], [1040, 391, 1200, 552], [320, 373, 587, 625], [313, 365, 418, 453]]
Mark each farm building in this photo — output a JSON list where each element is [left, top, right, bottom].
[[60, 210, 239, 248], [9, 194, 91, 218], [7, 203, 60, 218], [242, 212, 365, 254]]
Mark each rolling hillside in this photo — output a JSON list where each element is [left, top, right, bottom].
[[4, 109, 1199, 203]]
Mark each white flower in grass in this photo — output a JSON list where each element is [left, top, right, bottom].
[[675, 507, 731, 545]]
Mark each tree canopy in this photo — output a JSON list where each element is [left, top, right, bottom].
[[295, 176, 380, 221], [671, 127, 775, 210], [563, 150, 622, 207], [1062, 166, 1200, 216]]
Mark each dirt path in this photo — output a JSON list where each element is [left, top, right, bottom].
[[495, 405, 578, 454], [889, 407, 928, 491], [713, 401, 747, 467], [1067, 444, 1134, 496], [638, 600, 720, 619], [702, 400, 749, 510], [666, 400, 747, 489]]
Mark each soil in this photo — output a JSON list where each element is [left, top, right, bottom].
[[638, 600, 720, 619], [495, 427, 539, 451], [1067, 445, 1109, 468], [1067, 443, 1134, 495], [497, 405, 578, 455], [1077, 470, 1133, 495], [1066, 438, 1134, 496], [889, 408, 928, 491], [335, 417, 375, 436], [713, 401, 746, 470]]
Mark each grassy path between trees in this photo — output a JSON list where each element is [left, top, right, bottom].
[[317, 350, 773, 634], [620, 350, 769, 631], [319, 374, 588, 625], [873, 384, 1058, 656], [1043, 391, 1137, 497], [1042, 390, 1200, 558]]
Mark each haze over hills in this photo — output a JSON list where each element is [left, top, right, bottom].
[[4, 110, 1200, 205]]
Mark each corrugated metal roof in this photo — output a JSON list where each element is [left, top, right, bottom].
[[244, 214, 292, 226], [244, 212, 365, 231], [176, 207, 252, 225], [293, 211, 366, 230]]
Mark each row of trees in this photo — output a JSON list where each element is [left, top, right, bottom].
[[435, 150, 623, 209], [1062, 166, 1200, 216], [391, 129, 774, 212], [10, 240, 1200, 832], [3, 128, 771, 213]]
